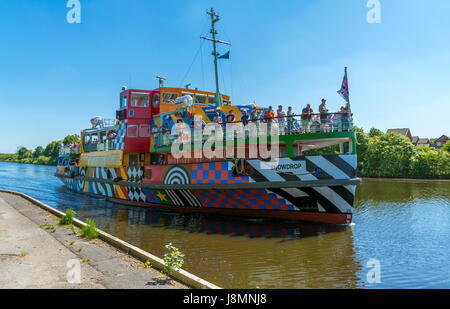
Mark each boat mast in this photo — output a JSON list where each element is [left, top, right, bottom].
[[202, 8, 231, 107]]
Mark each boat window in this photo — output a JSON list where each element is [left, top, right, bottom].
[[130, 93, 149, 107], [120, 95, 127, 108], [195, 94, 207, 106], [127, 125, 138, 138], [182, 92, 194, 99], [152, 94, 160, 107], [208, 96, 216, 106], [162, 92, 179, 104], [140, 124, 150, 138]]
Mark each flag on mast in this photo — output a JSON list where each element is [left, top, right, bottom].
[[218, 50, 230, 59], [337, 67, 350, 104]]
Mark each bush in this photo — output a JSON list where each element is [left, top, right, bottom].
[[59, 209, 76, 226], [80, 218, 99, 239], [163, 243, 185, 275]]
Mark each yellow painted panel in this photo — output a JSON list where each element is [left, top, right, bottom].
[[79, 150, 123, 168]]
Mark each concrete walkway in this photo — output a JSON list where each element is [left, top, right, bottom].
[[0, 193, 186, 289]]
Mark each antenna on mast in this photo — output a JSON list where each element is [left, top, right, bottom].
[[202, 8, 231, 107], [156, 76, 166, 88]]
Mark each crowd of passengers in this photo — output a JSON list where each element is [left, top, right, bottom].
[[153, 99, 352, 140]]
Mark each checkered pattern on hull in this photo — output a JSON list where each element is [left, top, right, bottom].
[[128, 186, 147, 202], [127, 167, 143, 182], [192, 188, 298, 211], [114, 120, 127, 150], [192, 161, 250, 184]]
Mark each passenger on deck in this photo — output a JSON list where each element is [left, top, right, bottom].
[[226, 110, 236, 124], [319, 99, 329, 130], [301, 104, 313, 133], [213, 110, 223, 125], [241, 110, 249, 126], [158, 155, 165, 165], [339, 106, 350, 132], [276, 105, 286, 135], [264, 106, 275, 135], [287, 106, 294, 135]]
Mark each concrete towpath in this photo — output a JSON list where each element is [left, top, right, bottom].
[[0, 192, 187, 289]]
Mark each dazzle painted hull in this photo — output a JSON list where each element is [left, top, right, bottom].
[[56, 154, 360, 225]]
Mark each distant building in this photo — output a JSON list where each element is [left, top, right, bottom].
[[386, 128, 413, 142], [434, 135, 449, 149], [417, 138, 430, 148], [411, 136, 419, 146]]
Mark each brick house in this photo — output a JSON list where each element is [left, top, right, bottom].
[[434, 135, 449, 149]]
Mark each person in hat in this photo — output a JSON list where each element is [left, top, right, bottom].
[[319, 99, 329, 130]]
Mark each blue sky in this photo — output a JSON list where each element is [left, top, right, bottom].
[[0, 0, 449, 153]]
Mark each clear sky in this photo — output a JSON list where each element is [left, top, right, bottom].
[[0, 0, 449, 153]]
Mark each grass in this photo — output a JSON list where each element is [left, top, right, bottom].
[[77, 248, 83, 252], [80, 219, 99, 239], [68, 241, 75, 246], [82, 258, 90, 263], [19, 252, 28, 257], [59, 209, 76, 226]]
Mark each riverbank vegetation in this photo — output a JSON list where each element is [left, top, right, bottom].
[[354, 127, 449, 179], [0, 135, 80, 166]]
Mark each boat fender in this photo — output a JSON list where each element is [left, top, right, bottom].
[[113, 177, 122, 182]]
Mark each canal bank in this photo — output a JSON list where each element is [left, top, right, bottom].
[[0, 191, 218, 289]]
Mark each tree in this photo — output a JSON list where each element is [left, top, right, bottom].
[[353, 126, 369, 172], [17, 146, 31, 159], [44, 141, 61, 165], [33, 146, 44, 158], [362, 133, 416, 177], [368, 127, 384, 137], [63, 134, 80, 146], [441, 142, 450, 153]]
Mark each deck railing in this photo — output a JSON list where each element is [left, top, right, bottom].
[[152, 112, 353, 148], [59, 145, 80, 155], [84, 141, 115, 153]]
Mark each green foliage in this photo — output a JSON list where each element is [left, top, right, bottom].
[[59, 209, 76, 226], [63, 135, 80, 146], [80, 218, 99, 239], [368, 127, 384, 137], [441, 142, 450, 153], [362, 133, 416, 177], [17, 146, 30, 159], [163, 243, 185, 275], [355, 129, 450, 179], [0, 134, 79, 166], [33, 146, 44, 158]]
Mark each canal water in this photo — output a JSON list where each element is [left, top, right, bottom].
[[0, 162, 449, 288]]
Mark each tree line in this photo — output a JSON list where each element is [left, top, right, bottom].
[[354, 127, 450, 179], [0, 135, 80, 166]]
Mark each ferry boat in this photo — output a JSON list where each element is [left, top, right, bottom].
[[55, 9, 361, 225]]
